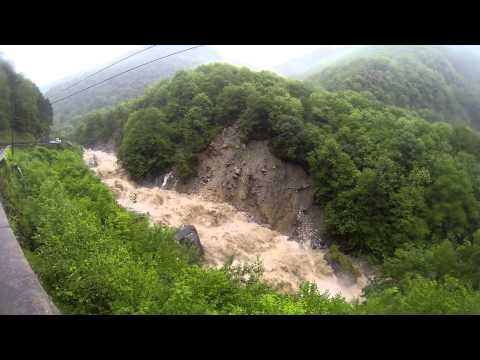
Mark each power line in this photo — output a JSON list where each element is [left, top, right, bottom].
[[50, 45, 204, 105], [62, 45, 158, 91], [50, 45, 203, 104]]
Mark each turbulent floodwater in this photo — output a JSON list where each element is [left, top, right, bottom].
[[83, 149, 367, 301]]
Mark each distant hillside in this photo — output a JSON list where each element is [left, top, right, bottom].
[[0, 57, 52, 139], [65, 61, 480, 260], [306, 45, 480, 127], [45, 45, 221, 123], [273, 45, 360, 79]]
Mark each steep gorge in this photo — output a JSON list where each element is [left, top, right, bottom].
[[166, 123, 324, 242], [84, 146, 369, 301]]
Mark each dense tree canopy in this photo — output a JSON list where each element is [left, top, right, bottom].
[[306, 45, 480, 128], [68, 63, 480, 261], [60, 60, 480, 314], [0, 58, 52, 138]]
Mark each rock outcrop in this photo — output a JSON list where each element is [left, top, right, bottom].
[[174, 123, 327, 246]]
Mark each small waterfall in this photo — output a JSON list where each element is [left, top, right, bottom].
[[161, 171, 173, 189]]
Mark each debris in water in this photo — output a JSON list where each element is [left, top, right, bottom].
[[129, 192, 137, 203]]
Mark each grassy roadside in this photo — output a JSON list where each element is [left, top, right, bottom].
[[0, 146, 354, 315]]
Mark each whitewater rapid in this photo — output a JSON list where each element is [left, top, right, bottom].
[[83, 149, 367, 301]]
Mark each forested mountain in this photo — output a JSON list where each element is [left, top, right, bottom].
[[0, 57, 52, 139], [5, 44, 480, 315], [56, 62, 480, 313], [306, 45, 480, 128], [273, 45, 360, 79], [45, 45, 221, 123], [70, 63, 480, 257]]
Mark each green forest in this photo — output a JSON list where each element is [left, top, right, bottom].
[[2, 146, 479, 314], [0, 58, 52, 138], [51, 60, 480, 314], [306, 45, 480, 128], [69, 63, 480, 258], [4, 46, 480, 314]]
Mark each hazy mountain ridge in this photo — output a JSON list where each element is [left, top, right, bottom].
[[305, 45, 480, 127], [272, 45, 360, 79], [46, 45, 221, 123]]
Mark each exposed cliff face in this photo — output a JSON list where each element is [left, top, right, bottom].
[[170, 123, 327, 248]]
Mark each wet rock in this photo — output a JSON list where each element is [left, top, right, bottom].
[[114, 180, 124, 191], [324, 249, 358, 287], [175, 225, 204, 256], [233, 167, 241, 178], [310, 237, 327, 250], [324, 254, 342, 275]]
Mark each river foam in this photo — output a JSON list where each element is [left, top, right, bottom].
[[84, 149, 367, 301]]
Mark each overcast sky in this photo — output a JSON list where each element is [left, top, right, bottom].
[[0, 45, 338, 88]]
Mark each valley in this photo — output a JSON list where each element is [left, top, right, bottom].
[[3, 45, 480, 315], [84, 148, 368, 301]]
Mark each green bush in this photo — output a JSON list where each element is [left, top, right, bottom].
[[359, 275, 480, 315], [327, 244, 361, 280], [0, 146, 353, 315]]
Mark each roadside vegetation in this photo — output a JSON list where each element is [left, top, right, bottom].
[[6, 122, 480, 314], [0, 146, 359, 315], [4, 46, 480, 314]]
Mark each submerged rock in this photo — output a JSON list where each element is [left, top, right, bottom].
[[88, 155, 98, 168], [233, 167, 241, 178], [175, 225, 204, 256]]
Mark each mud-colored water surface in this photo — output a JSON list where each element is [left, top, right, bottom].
[[84, 149, 367, 300]]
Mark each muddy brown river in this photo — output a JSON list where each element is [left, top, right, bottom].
[[84, 149, 367, 301]]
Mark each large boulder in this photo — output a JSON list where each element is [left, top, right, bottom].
[[175, 225, 204, 256]]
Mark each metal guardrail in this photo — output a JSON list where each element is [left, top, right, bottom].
[[0, 146, 60, 315]]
